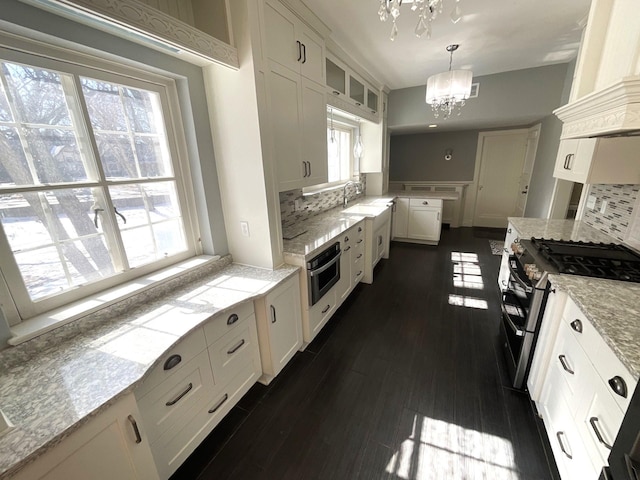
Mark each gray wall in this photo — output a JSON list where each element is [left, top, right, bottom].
[[388, 64, 569, 133], [0, 0, 228, 256], [524, 59, 577, 217], [389, 130, 481, 181]]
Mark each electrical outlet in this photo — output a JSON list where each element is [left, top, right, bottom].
[[240, 221, 250, 237], [587, 195, 597, 210], [600, 200, 608, 214]]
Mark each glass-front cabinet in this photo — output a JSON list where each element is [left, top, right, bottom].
[[326, 58, 346, 96], [349, 76, 365, 105], [367, 89, 378, 113]]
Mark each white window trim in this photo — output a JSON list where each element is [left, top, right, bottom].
[[0, 30, 203, 327]]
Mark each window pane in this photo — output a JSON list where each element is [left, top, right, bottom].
[[24, 128, 88, 183], [109, 182, 186, 267], [327, 127, 351, 183], [0, 188, 115, 300], [0, 79, 11, 121], [0, 126, 31, 186], [2, 62, 72, 126], [81, 78, 173, 179]]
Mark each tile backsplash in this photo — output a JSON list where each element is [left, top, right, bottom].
[[280, 176, 366, 230], [583, 184, 640, 242]]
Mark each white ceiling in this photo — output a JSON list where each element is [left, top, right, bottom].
[[301, 0, 592, 90]]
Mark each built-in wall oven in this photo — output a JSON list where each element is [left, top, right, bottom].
[[307, 242, 341, 306]]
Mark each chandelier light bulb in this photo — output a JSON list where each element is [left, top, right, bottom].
[[378, 0, 461, 39]]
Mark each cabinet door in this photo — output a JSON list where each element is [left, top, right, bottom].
[[299, 28, 324, 84], [268, 63, 304, 191], [367, 89, 378, 113], [553, 138, 596, 183], [301, 78, 328, 187], [263, 0, 300, 73], [12, 394, 159, 480], [392, 198, 409, 239], [266, 276, 302, 375], [349, 75, 365, 106], [326, 57, 346, 96], [408, 207, 441, 241]]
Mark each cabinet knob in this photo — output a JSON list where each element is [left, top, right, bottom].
[[570, 319, 582, 333], [163, 354, 182, 370], [608, 376, 628, 398], [422, 201, 429, 205]]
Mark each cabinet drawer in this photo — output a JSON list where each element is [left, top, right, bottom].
[[593, 340, 637, 412], [209, 315, 260, 388], [562, 297, 601, 356], [137, 349, 215, 442], [309, 288, 337, 338], [203, 301, 254, 346], [409, 198, 442, 208], [576, 367, 624, 466], [136, 327, 207, 399], [551, 322, 591, 405], [540, 367, 599, 480], [150, 361, 260, 479]]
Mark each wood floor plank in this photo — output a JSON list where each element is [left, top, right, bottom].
[[171, 227, 554, 480]]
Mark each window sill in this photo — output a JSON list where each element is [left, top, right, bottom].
[[8, 255, 225, 346]]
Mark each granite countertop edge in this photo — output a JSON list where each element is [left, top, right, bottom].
[[0, 260, 300, 479]]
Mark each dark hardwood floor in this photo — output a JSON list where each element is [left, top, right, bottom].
[[171, 227, 556, 480]]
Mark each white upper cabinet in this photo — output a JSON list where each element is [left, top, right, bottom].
[[553, 136, 640, 184], [263, 0, 325, 84], [263, 0, 328, 191]]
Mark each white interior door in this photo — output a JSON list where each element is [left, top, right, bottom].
[[514, 124, 541, 216], [473, 130, 529, 228]]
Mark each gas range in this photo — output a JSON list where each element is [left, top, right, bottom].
[[512, 238, 640, 284]]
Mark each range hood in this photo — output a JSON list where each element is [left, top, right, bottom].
[[554, 76, 640, 139]]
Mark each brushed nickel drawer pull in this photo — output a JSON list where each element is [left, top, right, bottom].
[[208, 393, 229, 414], [570, 319, 582, 333], [271, 305, 277, 323], [356, 239, 363, 244], [356, 253, 363, 259], [344, 246, 351, 252], [321, 304, 331, 314], [166, 383, 193, 406], [128, 415, 142, 444], [227, 339, 245, 355], [227, 313, 239, 325], [163, 354, 182, 370], [556, 431, 572, 459], [589, 417, 612, 449], [559, 355, 574, 375]]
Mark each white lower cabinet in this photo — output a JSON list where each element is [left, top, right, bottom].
[[392, 197, 442, 245], [307, 288, 337, 341], [254, 273, 303, 384], [362, 206, 391, 284], [11, 394, 159, 480], [135, 304, 261, 479], [536, 294, 637, 480]]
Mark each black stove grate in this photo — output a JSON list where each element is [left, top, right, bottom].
[[530, 238, 640, 282]]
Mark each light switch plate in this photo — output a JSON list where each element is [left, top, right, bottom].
[[587, 195, 597, 210], [240, 221, 250, 237]]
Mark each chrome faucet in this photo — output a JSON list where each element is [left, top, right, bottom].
[[343, 181, 361, 208]]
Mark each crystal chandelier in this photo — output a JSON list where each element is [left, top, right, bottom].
[[425, 44, 472, 119], [378, 0, 462, 41]]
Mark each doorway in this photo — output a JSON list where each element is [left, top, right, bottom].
[[472, 127, 539, 228]]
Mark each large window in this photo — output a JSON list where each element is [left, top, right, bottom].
[[0, 50, 196, 318]]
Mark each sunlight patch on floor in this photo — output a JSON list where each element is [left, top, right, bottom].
[[448, 294, 488, 309], [386, 415, 519, 479]]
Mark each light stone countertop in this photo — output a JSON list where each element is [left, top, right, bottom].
[[283, 192, 458, 260], [0, 257, 299, 479], [508, 217, 640, 380]]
